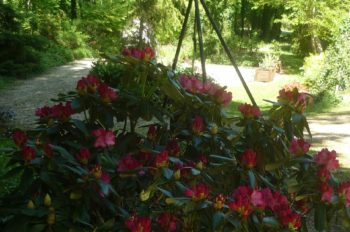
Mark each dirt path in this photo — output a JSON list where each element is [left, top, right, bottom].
[[1, 61, 349, 167], [0, 59, 94, 128]]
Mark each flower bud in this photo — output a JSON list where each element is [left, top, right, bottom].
[[165, 198, 175, 205], [140, 189, 151, 202], [27, 200, 35, 209], [47, 212, 55, 225], [44, 193, 52, 207], [173, 169, 181, 180], [210, 124, 218, 135]]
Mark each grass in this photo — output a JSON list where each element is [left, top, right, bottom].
[[0, 134, 18, 196], [225, 74, 301, 115]]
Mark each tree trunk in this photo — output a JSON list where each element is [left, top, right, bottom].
[[240, 0, 246, 37], [138, 17, 145, 47], [71, 0, 77, 19]]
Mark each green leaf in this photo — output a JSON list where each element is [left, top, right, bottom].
[[262, 216, 280, 227], [162, 167, 173, 180], [209, 155, 234, 162], [98, 219, 115, 230], [191, 168, 201, 176], [158, 187, 173, 197], [265, 161, 283, 171], [72, 119, 89, 136], [248, 170, 256, 188], [212, 211, 225, 230], [314, 203, 327, 231]]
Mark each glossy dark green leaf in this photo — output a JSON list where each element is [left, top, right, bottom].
[[158, 187, 173, 197], [248, 170, 256, 188], [162, 167, 173, 180], [72, 119, 89, 136], [314, 203, 327, 231], [191, 168, 201, 176], [262, 216, 280, 227], [212, 211, 225, 230]]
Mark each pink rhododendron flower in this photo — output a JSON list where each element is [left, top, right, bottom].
[[192, 116, 204, 135], [296, 199, 311, 214], [147, 125, 157, 140], [289, 138, 311, 156], [76, 148, 91, 165], [76, 75, 100, 95], [320, 182, 333, 203], [51, 102, 74, 122], [238, 103, 261, 118], [90, 164, 102, 179], [155, 150, 169, 168], [92, 128, 115, 148], [313, 148, 339, 172], [35, 106, 52, 118], [278, 88, 309, 112], [185, 183, 210, 201], [213, 193, 225, 209], [156, 213, 177, 232], [317, 167, 330, 182], [124, 215, 151, 232], [280, 211, 302, 231], [240, 149, 257, 169], [143, 47, 155, 61], [178, 75, 232, 107], [117, 154, 142, 172], [251, 190, 265, 208], [101, 171, 111, 184], [338, 182, 350, 206], [98, 83, 118, 103], [12, 130, 27, 147], [22, 146, 36, 162], [228, 197, 252, 219]]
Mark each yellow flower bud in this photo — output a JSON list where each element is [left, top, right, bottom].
[[140, 189, 151, 201], [70, 190, 82, 200], [165, 198, 175, 205], [47, 212, 55, 225], [44, 193, 52, 207], [210, 125, 218, 135], [173, 169, 181, 180], [196, 161, 203, 170], [27, 200, 35, 209]]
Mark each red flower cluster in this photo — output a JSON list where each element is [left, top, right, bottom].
[[155, 150, 169, 168], [289, 138, 311, 156], [117, 154, 142, 172], [166, 139, 181, 156], [238, 103, 261, 118], [185, 183, 210, 201], [22, 146, 36, 163], [12, 130, 27, 147], [178, 75, 232, 107], [157, 213, 177, 232], [122, 47, 155, 61], [278, 88, 309, 112], [92, 128, 115, 148], [314, 148, 339, 172], [192, 116, 204, 135], [213, 194, 225, 210], [98, 83, 118, 103], [147, 125, 157, 140], [76, 148, 91, 165], [76, 75, 100, 95], [35, 102, 74, 122], [314, 149, 339, 203], [228, 186, 301, 230], [76, 76, 118, 103], [338, 182, 350, 206], [240, 149, 257, 169], [124, 215, 151, 232], [90, 164, 102, 179]]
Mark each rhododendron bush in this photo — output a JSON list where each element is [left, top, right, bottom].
[[1, 48, 350, 231]]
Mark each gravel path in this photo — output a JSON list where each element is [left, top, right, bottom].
[[0, 59, 93, 128], [0, 61, 349, 167]]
